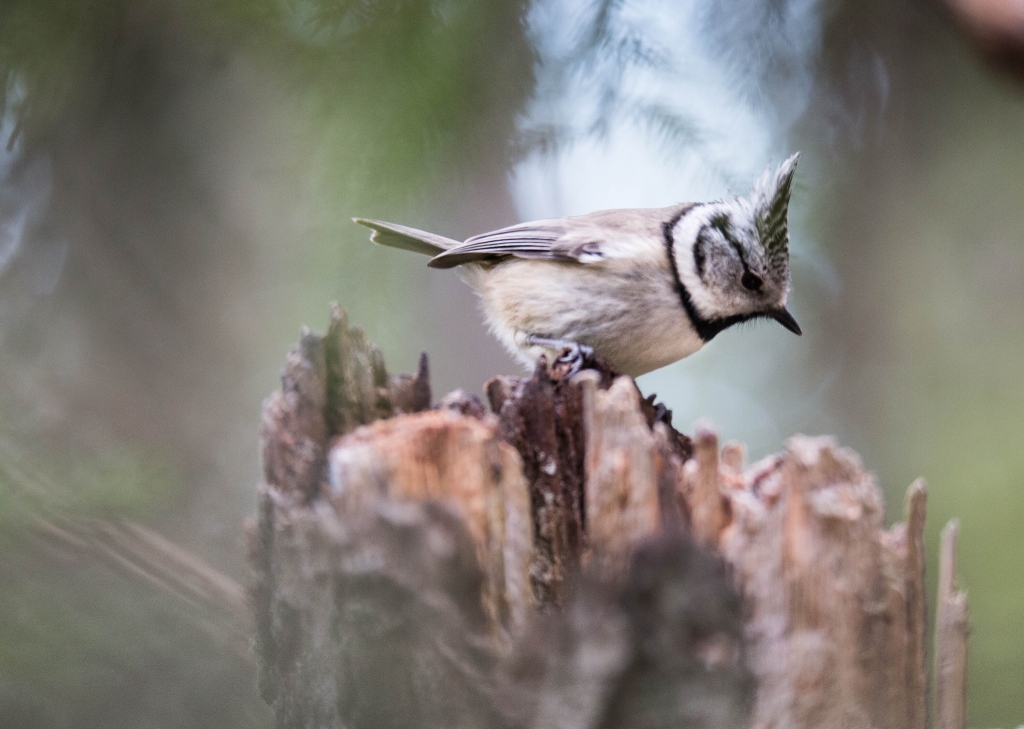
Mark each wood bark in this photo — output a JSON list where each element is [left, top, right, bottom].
[[250, 306, 969, 729], [708, 438, 931, 729]]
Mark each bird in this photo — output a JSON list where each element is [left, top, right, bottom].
[[354, 154, 801, 379]]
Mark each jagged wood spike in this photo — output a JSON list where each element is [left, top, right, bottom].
[[904, 479, 928, 729], [935, 519, 969, 729]]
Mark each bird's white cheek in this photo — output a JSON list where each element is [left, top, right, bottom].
[[677, 265, 719, 316], [673, 245, 723, 317], [670, 212, 721, 317]]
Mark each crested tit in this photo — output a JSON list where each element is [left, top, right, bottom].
[[355, 154, 801, 378]]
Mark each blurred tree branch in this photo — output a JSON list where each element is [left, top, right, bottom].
[[32, 515, 252, 665]]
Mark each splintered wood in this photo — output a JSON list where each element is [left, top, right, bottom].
[[251, 306, 968, 729], [935, 520, 969, 729], [260, 303, 431, 501], [325, 408, 534, 632], [580, 389, 953, 729], [710, 438, 930, 729], [579, 373, 661, 575]]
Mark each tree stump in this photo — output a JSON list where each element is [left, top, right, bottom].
[[249, 306, 969, 729]]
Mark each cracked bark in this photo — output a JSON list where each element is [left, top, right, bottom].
[[250, 306, 967, 729]]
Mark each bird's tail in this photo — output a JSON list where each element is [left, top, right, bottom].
[[353, 218, 459, 257]]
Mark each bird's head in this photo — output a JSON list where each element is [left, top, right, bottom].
[[672, 153, 801, 340]]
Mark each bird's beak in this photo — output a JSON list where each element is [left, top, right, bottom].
[[770, 307, 802, 335]]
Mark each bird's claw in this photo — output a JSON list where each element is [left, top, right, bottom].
[[653, 402, 673, 426], [642, 393, 673, 427], [555, 343, 595, 379]]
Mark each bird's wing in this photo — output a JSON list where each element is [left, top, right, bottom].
[[427, 204, 694, 270], [427, 219, 574, 269]]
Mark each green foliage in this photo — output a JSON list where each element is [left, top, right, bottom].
[[0, 430, 179, 530], [0, 0, 535, 203]]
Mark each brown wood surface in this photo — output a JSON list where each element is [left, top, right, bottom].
[[250, 306, 968, 729]]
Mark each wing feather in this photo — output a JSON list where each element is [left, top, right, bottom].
[[425, 204, 696, 269], [427, 221, 586, 269], [354, 218, 459, 256]]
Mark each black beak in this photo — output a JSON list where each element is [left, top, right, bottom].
[[770, 307, 802, 335]]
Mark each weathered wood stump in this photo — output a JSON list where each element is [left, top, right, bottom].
[[249, 306, 968, 729]]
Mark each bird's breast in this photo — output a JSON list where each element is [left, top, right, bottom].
[[467, 258, 704, 376]]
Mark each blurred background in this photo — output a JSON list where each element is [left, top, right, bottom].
[[0, 0, 1022, 726]]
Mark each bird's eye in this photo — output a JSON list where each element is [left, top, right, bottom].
[[741, 272, 763, 291]]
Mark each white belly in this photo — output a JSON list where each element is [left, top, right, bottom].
[[463, 259, 704, 377]]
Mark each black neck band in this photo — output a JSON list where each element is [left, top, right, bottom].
[[662, 209, 759, 343]]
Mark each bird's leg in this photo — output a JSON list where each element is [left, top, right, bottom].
[[523, 335, 595, 378]]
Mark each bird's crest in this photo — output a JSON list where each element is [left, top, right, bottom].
[[751, 152, 799, 264]]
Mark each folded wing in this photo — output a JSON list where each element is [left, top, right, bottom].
[[427, 219, 608, 269]]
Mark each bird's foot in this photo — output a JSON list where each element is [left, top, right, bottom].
[[554, 342, 595, 379], [523, 334, 598, 380]]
